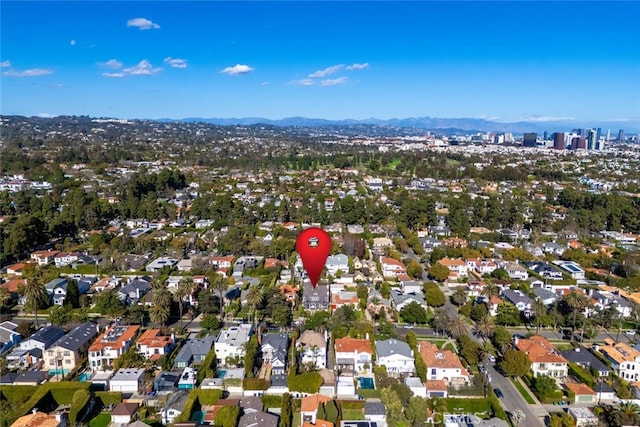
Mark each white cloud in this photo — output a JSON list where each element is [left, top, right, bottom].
[[70, 40, 76, 46], [47, 83, 66, 88], [521, 115, 575, 122], [309, 64, 343, 78], [0, 60, 11, 68], [163, 57, 188, 68], [289, 78, 314, 86], [261, 81, 270, 86], [101, 59, 123, 69], [101, 60, 161, 77], [321, 77, 348, 86], [3, 68, 53, 77], [36, 113, 54, 118], [346, 62, 369, 71], [127, 17, 160, 30], [220, 64, 254, 75]]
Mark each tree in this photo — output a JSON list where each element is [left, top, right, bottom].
[[491, 268, 510, 280], [246, 286, 263, 328], [272, 304, 292, 327], [21, 277, 47, 328], [424, 282, 445, 307], [209, 273, 228, 320], [448, 315, 470, 339], [428, 263, 450, 282], [279, 393, 292, 427], [451, 288, 468, 306], [214, 406, 240, 427], [426, 397, 448, 427], [608, 401, 640, 427], [406, 260, 423, 279], [399, 301, 428, 324], [316, 403, 327, 422], [174, 277, 194, 328], [94, 290, 124, 318], [470, 303, 488, 322], [481, 282, 500, 299], [65, 280, 80, 308], [475, 315, 496, 340], [531, 374, 557, 399], [531, 299, 547, 333], [201, 313, 220, 331], [564, 291, 589, 332], [324, 400, 339, 424], [380, 387, 408, 425], [150, 303, 170, 326], [498, 349, 531, 377], [356, 284, 368, 310], [496, 301, 521, 326], [0, 287, 11, 309], [244, 334, 259, 377], [458, 335, 481, 365], [406, 396, 429, 425], [491, 326, 513, 353]]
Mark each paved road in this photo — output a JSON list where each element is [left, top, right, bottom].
[[483, 361, 548, 426]]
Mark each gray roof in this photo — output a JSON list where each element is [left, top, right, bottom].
[[26, 325, 65, 346], [238, 411, 278, 427], [560, 349, 610, 374], [390, 291, 426, 307], [112, 368, 145, 381], [501, 289, 533, 306], [239, 396, 263, 413], [174, 336, 215, 365], [375, 338, 413, 359], [51, 322, 98, 351], [364, 402, 386, 416], [6, 370, 48, 384], [532, 287, 558, 302], [261, 333, 288, 363], [167, 389, 189, 411], [269, 373, 288, 387]]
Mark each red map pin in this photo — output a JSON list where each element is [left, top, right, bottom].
[[296, 227, 332, 288]]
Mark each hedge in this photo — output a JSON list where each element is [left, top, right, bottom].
[[356, 389, 382, 398], [488, 395, 508, 421], [177, 389, 223, 422], [568, 362, 596, 388], [261, 395, 283, 408], [243, 378, 269, 390], [68, 389, 91, 425], [287, 372, 323, 394], [0, 386, 36, 405], [95, 392, 123, 407], [339, 401, 365, 410], [443, 398, 491, 413], [5, 382, 90, 425]]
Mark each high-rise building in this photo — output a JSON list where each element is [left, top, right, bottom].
[[523, 133, 537, 147], [587, 129, 598, 150], [606, 129, 611, 141], [572, 137, 586, 150], [553, 132, 565, 150], [543, 131, 548, 141], [618, 129, 625, 141]]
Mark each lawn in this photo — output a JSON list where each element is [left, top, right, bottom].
[[511, 378, 536, 404], [341, 409, 364, 421], [89, 413, 110, 427]]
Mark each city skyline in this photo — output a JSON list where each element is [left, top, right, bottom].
[[1, 1, 639, 125]]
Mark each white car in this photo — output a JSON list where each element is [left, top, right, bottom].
[[487, 355, 496, 362], [625, 330, 636, 336]]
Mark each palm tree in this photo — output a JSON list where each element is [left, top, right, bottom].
[[153, 288, 172, 308], [246, 286, 263, 328], [531, 299, 547, 334], [150, 304, 170, 327], [210, 274, 228, 320], [609, 401, 640, 427], [22, 277, 47, 328], [451, 288, 468, 306], [482, 282, 500, 300], [432, 308, 452, 336], [174, 277, 194, 328], [564, 291, 589, 332], [475, 315, 496, 340], [448, 314, 470, 340]]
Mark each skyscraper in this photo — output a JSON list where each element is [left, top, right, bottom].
[[553, 132, 565, 150], [587, 129, 597, 150], [572, 137, 587, 150], [618, 129, 625, 141], [523, 133, 537, 147]]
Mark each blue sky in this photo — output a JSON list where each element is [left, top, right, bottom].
[[1, 1, 639, 123]]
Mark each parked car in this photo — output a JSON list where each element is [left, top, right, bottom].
[[625, 330, 636, 336], [487, 354, 496, 362], [494, 388, 504, 399]]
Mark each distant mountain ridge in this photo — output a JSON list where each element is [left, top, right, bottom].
[[162, 116, 639, 134]]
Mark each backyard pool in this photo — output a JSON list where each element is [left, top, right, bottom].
[[190, 411, 205, 423], [357, 377, 374, 389], [217, 370, 227, 378], [79, 373, 90, 382]]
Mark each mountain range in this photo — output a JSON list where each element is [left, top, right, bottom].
[[163, 116, 640, 134]]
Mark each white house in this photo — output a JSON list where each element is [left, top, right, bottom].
[[405, 377, 427, 398], [111, 403, 139, 427], [381, 257, 407, 277], [260, 333, 288, 375], [88, 325, 140, 371], [325, 254, 349, 276], [297, 330, 327, 370], [501, 262, 529, 281], [418, 341, 470, 386], [553, 260, 586, 280], [375, 338, 415, 377], [598, 340, 640, 382], [109, 368, 145, 394], [215, 324, 252, 366], [335, 337, 373, 374]]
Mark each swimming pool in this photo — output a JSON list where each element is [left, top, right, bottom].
[[190, 411, 205, 423], [217, 370, 227, 378], [78, 373, 90, 382], [48, 369, 70, 376], [357, 377, 374, 389]]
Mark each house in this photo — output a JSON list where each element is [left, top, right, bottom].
[[54, 252, 80, 268], [598, 339, 640, 382], [564, 382, 596, 404], [405, 377, 427, 397], [501, 289, 533, 315], [154, 371, 180, 392], [381, 257, 407, 278], [375, 338, 415, 377], [515, 335, 568, 378], [238, 411, 279, 427], [418, 341, 470, 386], [122, 253, 152, 271], [1, 370, 48, 386], [437, 258, 468, 278], [109, 368, 145, 394], [302, 282, 330, 311], [174, 336, 215, 368], [44, 278, 69, 306], [331, 291, 360, 311], [111, 402, 139, 427], [210, 255, 235, 270], [20, 326, 64, 350], [553, 260, 586, 280], [0, 321, 21, 353], [532, 287, 559, 306], [390, 291, 426, 311], [525, 262, 563, 281], [400, 280, 423, 294], [568, 407, 598, 427], [425, 379, 449, 398], [364, 402, 387, 426], [335, 337, 373, 374], [145, 257, 178, 272], [162, 390, 189, 424], [178, 366, 197, 389], [300, 394, 333, 425], [44, 322, 99, 374], [542, 242, 565, 256], [261, 333, 288, 375], [215, 324, 252, 366], [136, 329, 175, 361], [117, 277, 151, 305], [89, 325, 140, 371], [501, 262, 529, 280], [11, 411, 65, 427], [589, 290, 633, 318], [560, 348, 611, 377], [297, 330, 327, 370], [30, 250, 59, 266], [6, 263, 26, 276], [325, 254, 349, 276], [466, 258, 497, 276]]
